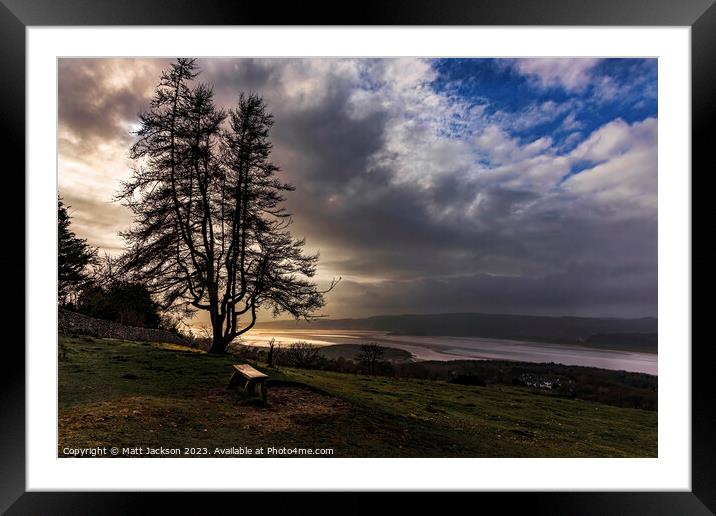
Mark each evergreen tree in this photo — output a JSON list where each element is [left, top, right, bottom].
[[58, 197, 95, 305], [118, 59, 335, 354]]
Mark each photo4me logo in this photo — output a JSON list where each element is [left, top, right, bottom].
[[213, 446, 334, 456], [266, 447, 334, 456]]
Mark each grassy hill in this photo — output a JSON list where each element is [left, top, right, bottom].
[[58, 335, 657, 458]]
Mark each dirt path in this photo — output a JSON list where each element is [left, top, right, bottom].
[[59, 385, 352, 453]]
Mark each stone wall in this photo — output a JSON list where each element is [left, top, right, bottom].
[[58, 308, 203, 348]]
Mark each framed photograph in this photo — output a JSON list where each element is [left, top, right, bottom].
[[6, 0, 712, 512]]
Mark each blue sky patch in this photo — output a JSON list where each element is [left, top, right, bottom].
[[429, 58, 657, 156]]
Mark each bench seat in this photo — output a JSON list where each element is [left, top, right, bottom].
[[229, 364, 268, 400]]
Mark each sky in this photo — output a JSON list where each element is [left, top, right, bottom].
[[58, 57, 658, 322]]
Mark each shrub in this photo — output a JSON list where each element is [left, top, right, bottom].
[[284, 341, 322, 368], [77, 282, 161, 329], [449, 374, 486, 387]]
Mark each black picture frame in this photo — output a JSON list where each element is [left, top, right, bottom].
[[4, 0, 713, 513]]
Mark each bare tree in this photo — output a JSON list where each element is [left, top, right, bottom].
[[118, 59, 335, 354], [266, 337, 281, 367], [284, 341, 322, 368], [357, 342, 385, 375], [91, 252, 121, 285]]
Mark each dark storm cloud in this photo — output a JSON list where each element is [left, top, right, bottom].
[[204, 59, 389, 193], [58, 59, 170, 144], [203, 58, 277, 93], [325, 262, 657, 319], [58, 58, 658, 319]]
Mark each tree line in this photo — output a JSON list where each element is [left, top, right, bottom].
[[58, 198, 170, 330]]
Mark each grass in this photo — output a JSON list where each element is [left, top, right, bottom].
[[316, 343, 413, 362], [58, 335, 657, 458]]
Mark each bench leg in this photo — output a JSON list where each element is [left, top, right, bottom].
[[230, 374, 267, 400], [228, 371, 241, 388], [258, 379, 267, 401], [246, 378, 257, 397]]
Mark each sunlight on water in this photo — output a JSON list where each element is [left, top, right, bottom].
[[240, 328, 658, 375]]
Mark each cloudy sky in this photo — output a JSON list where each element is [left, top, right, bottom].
[[58, 57, 657, 321]]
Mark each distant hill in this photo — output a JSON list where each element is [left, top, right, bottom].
[[256, 312, 658, 348]]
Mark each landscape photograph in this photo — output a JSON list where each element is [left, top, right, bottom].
[[58, 57, 658, 458]]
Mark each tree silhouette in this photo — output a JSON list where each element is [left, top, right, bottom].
[[118, 59, 335, 354], [357, 342, 385, 375], [58, 197, 95, 305], [77, 281, 161, 329]]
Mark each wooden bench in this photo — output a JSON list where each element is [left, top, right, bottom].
[[229, 364, 268, 400]]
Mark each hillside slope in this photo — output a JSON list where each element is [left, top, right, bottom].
[[58, 335, 657, 458]]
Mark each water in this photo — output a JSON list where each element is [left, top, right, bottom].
[[239, 328, 657, 375]]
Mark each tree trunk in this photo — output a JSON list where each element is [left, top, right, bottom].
[[209, 339, 228, 354], [209, 326, 228, 354]]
